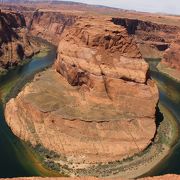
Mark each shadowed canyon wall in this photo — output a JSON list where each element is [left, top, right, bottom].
[[25, 10, 77, 45], [0, 10, 39, 73]]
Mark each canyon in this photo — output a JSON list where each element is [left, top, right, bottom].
[[111, 17, 180, 59], [111, 18, 180, 81], [22, 6, 180, 82], [5, 11, 159, 177], [0, 1, 180, 180], [157, 41, 180, 81], [0, 9, 41, 75]]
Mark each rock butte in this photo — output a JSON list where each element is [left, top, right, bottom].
[[5, 11, 159, 176]]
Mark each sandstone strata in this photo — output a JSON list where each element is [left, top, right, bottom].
[[0, 10, 39, 73], [112, 18, 180, 58], [157, 36, 180, 81], [161, 42, 180, 70], [5, 14, 158, 176], [25, 10, 76, 45]]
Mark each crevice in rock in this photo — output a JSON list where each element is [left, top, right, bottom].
[[98, 64, 112, 101]]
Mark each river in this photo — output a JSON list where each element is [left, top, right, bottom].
[[144, 59, 180, 176], [0, 48, 179, 177], [0, 41, 59, 178]]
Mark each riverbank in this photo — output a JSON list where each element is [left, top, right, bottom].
[[6, 68, 178, 179], [3, 60, 179, 178], [0, 48, 49, 103], [2, 47, 179, 178], [0, 40, 61, 177], [0, 37, 50, 80], [157, 63, 180, 82]]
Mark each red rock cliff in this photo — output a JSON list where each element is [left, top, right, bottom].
[[0, 10, 39, 72], [25, 10, 77, 45], [162, 42, 180, 70]]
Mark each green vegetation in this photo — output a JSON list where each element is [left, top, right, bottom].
[[0, 67, 7, 76], [26, 142, 69, 176], [34, 48, 50, 58], [157, 63, 180, 82], [34, 144, 60, 160]]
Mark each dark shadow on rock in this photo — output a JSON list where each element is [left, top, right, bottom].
[[16, 43, 24, 60]]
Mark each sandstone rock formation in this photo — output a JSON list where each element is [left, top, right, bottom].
[[161, 42, 180, 70], [25, 10, 76, 45], [112, 18, 180, 59], [157, 40, 180, 81], [0, 10, 40, 73], [5, 14, 158, 177]]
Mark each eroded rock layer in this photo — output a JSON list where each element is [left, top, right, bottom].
[[112, 18, 180, 58], [161, 42, 180, 70], [5, 14, 158, 175], [157, 36, 180, 81], [25, 10, 77, 45], [0, 10, 39, 73]]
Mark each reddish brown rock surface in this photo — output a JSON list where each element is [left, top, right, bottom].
[[161, 42, 180, 70], [0, 178, 116, 180], [25, 10, 77, 45], [5, 13, 158, 177], [0, 178, 112, 180], [111, 18, 180, 58], [111, 17, 180, 81], [0, 10, 39, 72], [1, 174, 180, 180], [157, 39, 180, 81]]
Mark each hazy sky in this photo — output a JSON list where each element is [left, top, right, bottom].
[[65, 0, 180, 15]]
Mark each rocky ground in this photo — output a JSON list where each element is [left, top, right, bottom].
[[1, 174, 180, 180]]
